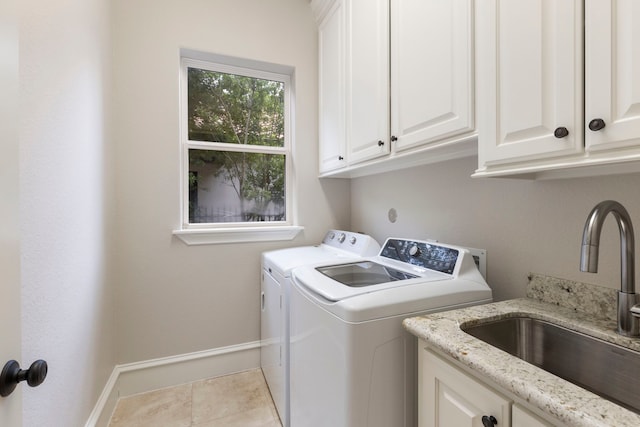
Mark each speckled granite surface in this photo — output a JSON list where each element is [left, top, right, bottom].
[[526, 273, 618, 322], [403, 273, 640, 427]]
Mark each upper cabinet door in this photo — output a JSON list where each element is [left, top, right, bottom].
[[318, 0, 347, 173], [391, 0, 475, 153], [585, 0, 640, 152], [477, 0, 583, 165], [346, 0, 390, 164]]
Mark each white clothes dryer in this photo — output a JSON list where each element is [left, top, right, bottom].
[[261, 230, 380, 427], [289, 238, 493, 427]]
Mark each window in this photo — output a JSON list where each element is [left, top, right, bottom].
[[174, 52, 302, 245]]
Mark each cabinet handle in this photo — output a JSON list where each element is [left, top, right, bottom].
[[554, 127, 569, 138], [338, 155, 344, 161], [588, 118, 606, 132], [377, 140, 385, 147], [390, 135, 398, 142], [481, 415, 498, 427]]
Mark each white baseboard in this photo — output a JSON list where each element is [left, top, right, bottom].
[[85, 340, 261, 427]]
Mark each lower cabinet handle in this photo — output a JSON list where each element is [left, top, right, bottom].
[[554, 127, 569, 138], [482, 415, 498, 427]]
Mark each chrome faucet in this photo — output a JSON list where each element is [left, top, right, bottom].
[[580, 200, 640, 337]]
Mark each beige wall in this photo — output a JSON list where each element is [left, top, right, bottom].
[[19, 0, 115, 425], [0, 0, 22, 425], [351, 156, 640, 301], [111, 0, 349, 363]]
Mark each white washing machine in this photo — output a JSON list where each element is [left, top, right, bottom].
[[261, 230, 380, 427], [289, 238, 493, 427]]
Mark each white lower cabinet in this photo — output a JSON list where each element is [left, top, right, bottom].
[[420, 346, 511, 427], [419, 343, 556, 427], [512, 405, 554, 427]]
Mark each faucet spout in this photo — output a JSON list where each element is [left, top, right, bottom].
[[580, 200, 639, 337]]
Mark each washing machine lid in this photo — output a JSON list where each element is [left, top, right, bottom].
[[293, 259, 452, 302], [315, 261, 419, 287], [291, 238, 481, 302]]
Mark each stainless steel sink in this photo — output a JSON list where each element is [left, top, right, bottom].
[[462, 316, 640, 414]]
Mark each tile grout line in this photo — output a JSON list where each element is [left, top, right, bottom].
[[190, 381, 194, 427]]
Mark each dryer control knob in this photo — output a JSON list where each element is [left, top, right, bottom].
[[349, 236, 357, 245], [409, 245, 421, 257], [337, 233, 346, 243]]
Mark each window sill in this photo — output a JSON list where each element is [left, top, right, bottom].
[[173, 225, 304, 246]]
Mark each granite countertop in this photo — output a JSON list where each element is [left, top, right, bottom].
[[403, 273, 640, 427]]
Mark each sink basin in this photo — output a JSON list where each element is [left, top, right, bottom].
[[462, 316, 640, 414]]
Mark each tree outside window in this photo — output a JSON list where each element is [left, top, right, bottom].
[[183, 61, 289, 225]]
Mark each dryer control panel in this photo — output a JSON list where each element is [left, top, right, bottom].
[[380, 239, 459, 275], [321, 229, 380, 257]]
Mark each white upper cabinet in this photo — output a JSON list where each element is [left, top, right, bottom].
[[476, 0, 640, 178], [391, 0, 475, 152], [585, 0, 640, 153], [315, 0, 478, 178], [317, 0, 347, 173], [476, 0, 583, 167], [346, 0, 390, 164]]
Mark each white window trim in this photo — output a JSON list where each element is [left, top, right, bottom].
[[173, 51, 303, 245], [173, 226, 304, 246]]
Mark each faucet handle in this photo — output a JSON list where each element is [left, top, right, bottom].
[[631, 305, 640, 319]]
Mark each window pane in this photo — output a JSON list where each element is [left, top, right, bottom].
[[188, 149, 286, 223], [187, 68, 285, 147]]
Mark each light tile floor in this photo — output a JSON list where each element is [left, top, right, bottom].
[[108, 369, 282, 427]]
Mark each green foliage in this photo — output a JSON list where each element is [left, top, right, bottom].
[[188, 68, 284, 147], [187, 67, 286, 216], [215, 151, 285, 210]]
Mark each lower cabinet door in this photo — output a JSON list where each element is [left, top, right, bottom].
[[512, 404, 554, 427], [420, 348, 512, 427]]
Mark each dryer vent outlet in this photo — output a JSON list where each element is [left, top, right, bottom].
[[388, 208, 398, 223]]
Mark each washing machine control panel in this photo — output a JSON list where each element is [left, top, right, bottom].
[[380, 239, 459, 275]]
